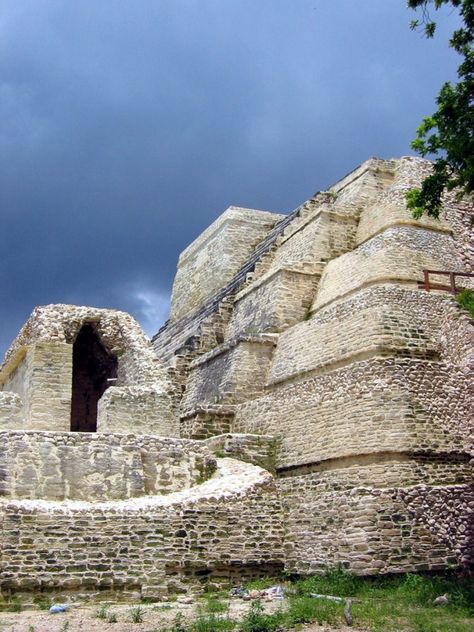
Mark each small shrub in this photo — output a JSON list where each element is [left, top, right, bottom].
[[457, 289, 474, 318], [96, 603, 108, 619], [61, 622, 70, 632], [7, 597, 22, 613], [107, 611, 118, 623], [130, 605, 145, 623], [239, 600, 283, 632]]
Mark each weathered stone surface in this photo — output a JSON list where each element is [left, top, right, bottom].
[[0, 459, 285, 595], [0, 305, 178, 435], [170, 207, 284, 322], [0, 156, 472, 597], [0, 431, 216, 501]]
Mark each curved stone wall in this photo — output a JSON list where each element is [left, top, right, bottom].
[[0, 432, 216, 501], [268, 301, 438, 386], [312, 227, 462, 311], [354, 156, 452, 245], [0, 459, 285, 596]]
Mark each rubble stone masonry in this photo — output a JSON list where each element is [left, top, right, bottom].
[[0, 156, 472, 598]]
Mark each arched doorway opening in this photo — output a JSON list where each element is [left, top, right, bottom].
[[70, 324, 118, 432]]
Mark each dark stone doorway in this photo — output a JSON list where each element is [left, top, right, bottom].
[[70, 324, 118, 432]]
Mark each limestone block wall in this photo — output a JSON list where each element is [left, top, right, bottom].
[[0, 431, 216, 501], [327, 157, 396, 214], [154, 158, 392, 368], [279, 475, 472, 575], [205, 433, 279, 472], [401, 484, 474, 569], [223, 164, 401, 341], [169, 207, 284, 322], [149, 155, 473, 580], [264, 201, 358, 276], [0, 392, 22, 428], [268, 300, 438, 386], [235, 288, 469, 466], [182, 335, 277, 411], [98, 386, 179, 436], [0, 342, 72, 431], [355, 157, 452, 245], [0, 459, 285, 596], [180, 406, 235, 440], [236, 357, 466, 468], [227, 269, 318, 338], [233, 286, 473, 575], [436, 301, 474, 455], [0, 305, 177, 435]]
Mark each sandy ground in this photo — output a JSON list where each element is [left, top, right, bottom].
[[0, 598, 363, 632]]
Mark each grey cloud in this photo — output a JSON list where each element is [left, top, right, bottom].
[[0, 0, 462, 355]]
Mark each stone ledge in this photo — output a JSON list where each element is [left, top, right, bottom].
[[205, 433, 279, 472], [180, 404, 236, 420], [234, 265, 322, 303], [0, 458, 275, 513], [328, 157, 396, 194], [177, 207, 284, 265], [189, 333, 279, 370], [276, 450, 472, 479]]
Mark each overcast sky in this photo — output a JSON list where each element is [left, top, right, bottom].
[[0, 0, 462, 357]]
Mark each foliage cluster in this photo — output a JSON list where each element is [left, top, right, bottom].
[[406, 0, 473, 218], [456, 287, 474, 315]]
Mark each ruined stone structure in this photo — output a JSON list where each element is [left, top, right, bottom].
[[0, 156, 472, 599]]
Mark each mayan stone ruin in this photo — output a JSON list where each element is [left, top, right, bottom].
[[0, 156, 473, 600]]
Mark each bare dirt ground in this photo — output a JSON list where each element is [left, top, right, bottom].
[[0, 599, 363, 632]]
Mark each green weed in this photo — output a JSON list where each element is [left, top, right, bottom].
[[7, 597, 22, 613], [33, 595, 52, 611], [457, 289, 474, 318], [107, 611, 118, 623], [203, 596, 229, 614], [130, 604, 145, 623], [171, 611, 187, 632], [238, 600, 282, 632]]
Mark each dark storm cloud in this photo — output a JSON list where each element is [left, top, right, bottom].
[[0, 0, 461, 355]]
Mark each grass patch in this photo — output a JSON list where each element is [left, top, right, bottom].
[[457, 288, 474, 318], [191, 614, 236, 632], [33, 595, 52, 611], [287, 569, 474, 632], [6, 597, 23, 613], [239, 600, 282, 632], [203, 597, 229, 614]]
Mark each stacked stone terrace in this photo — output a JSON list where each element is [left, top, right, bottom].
[[155, 156, 474, 574], [0, 156, 472, 600]]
